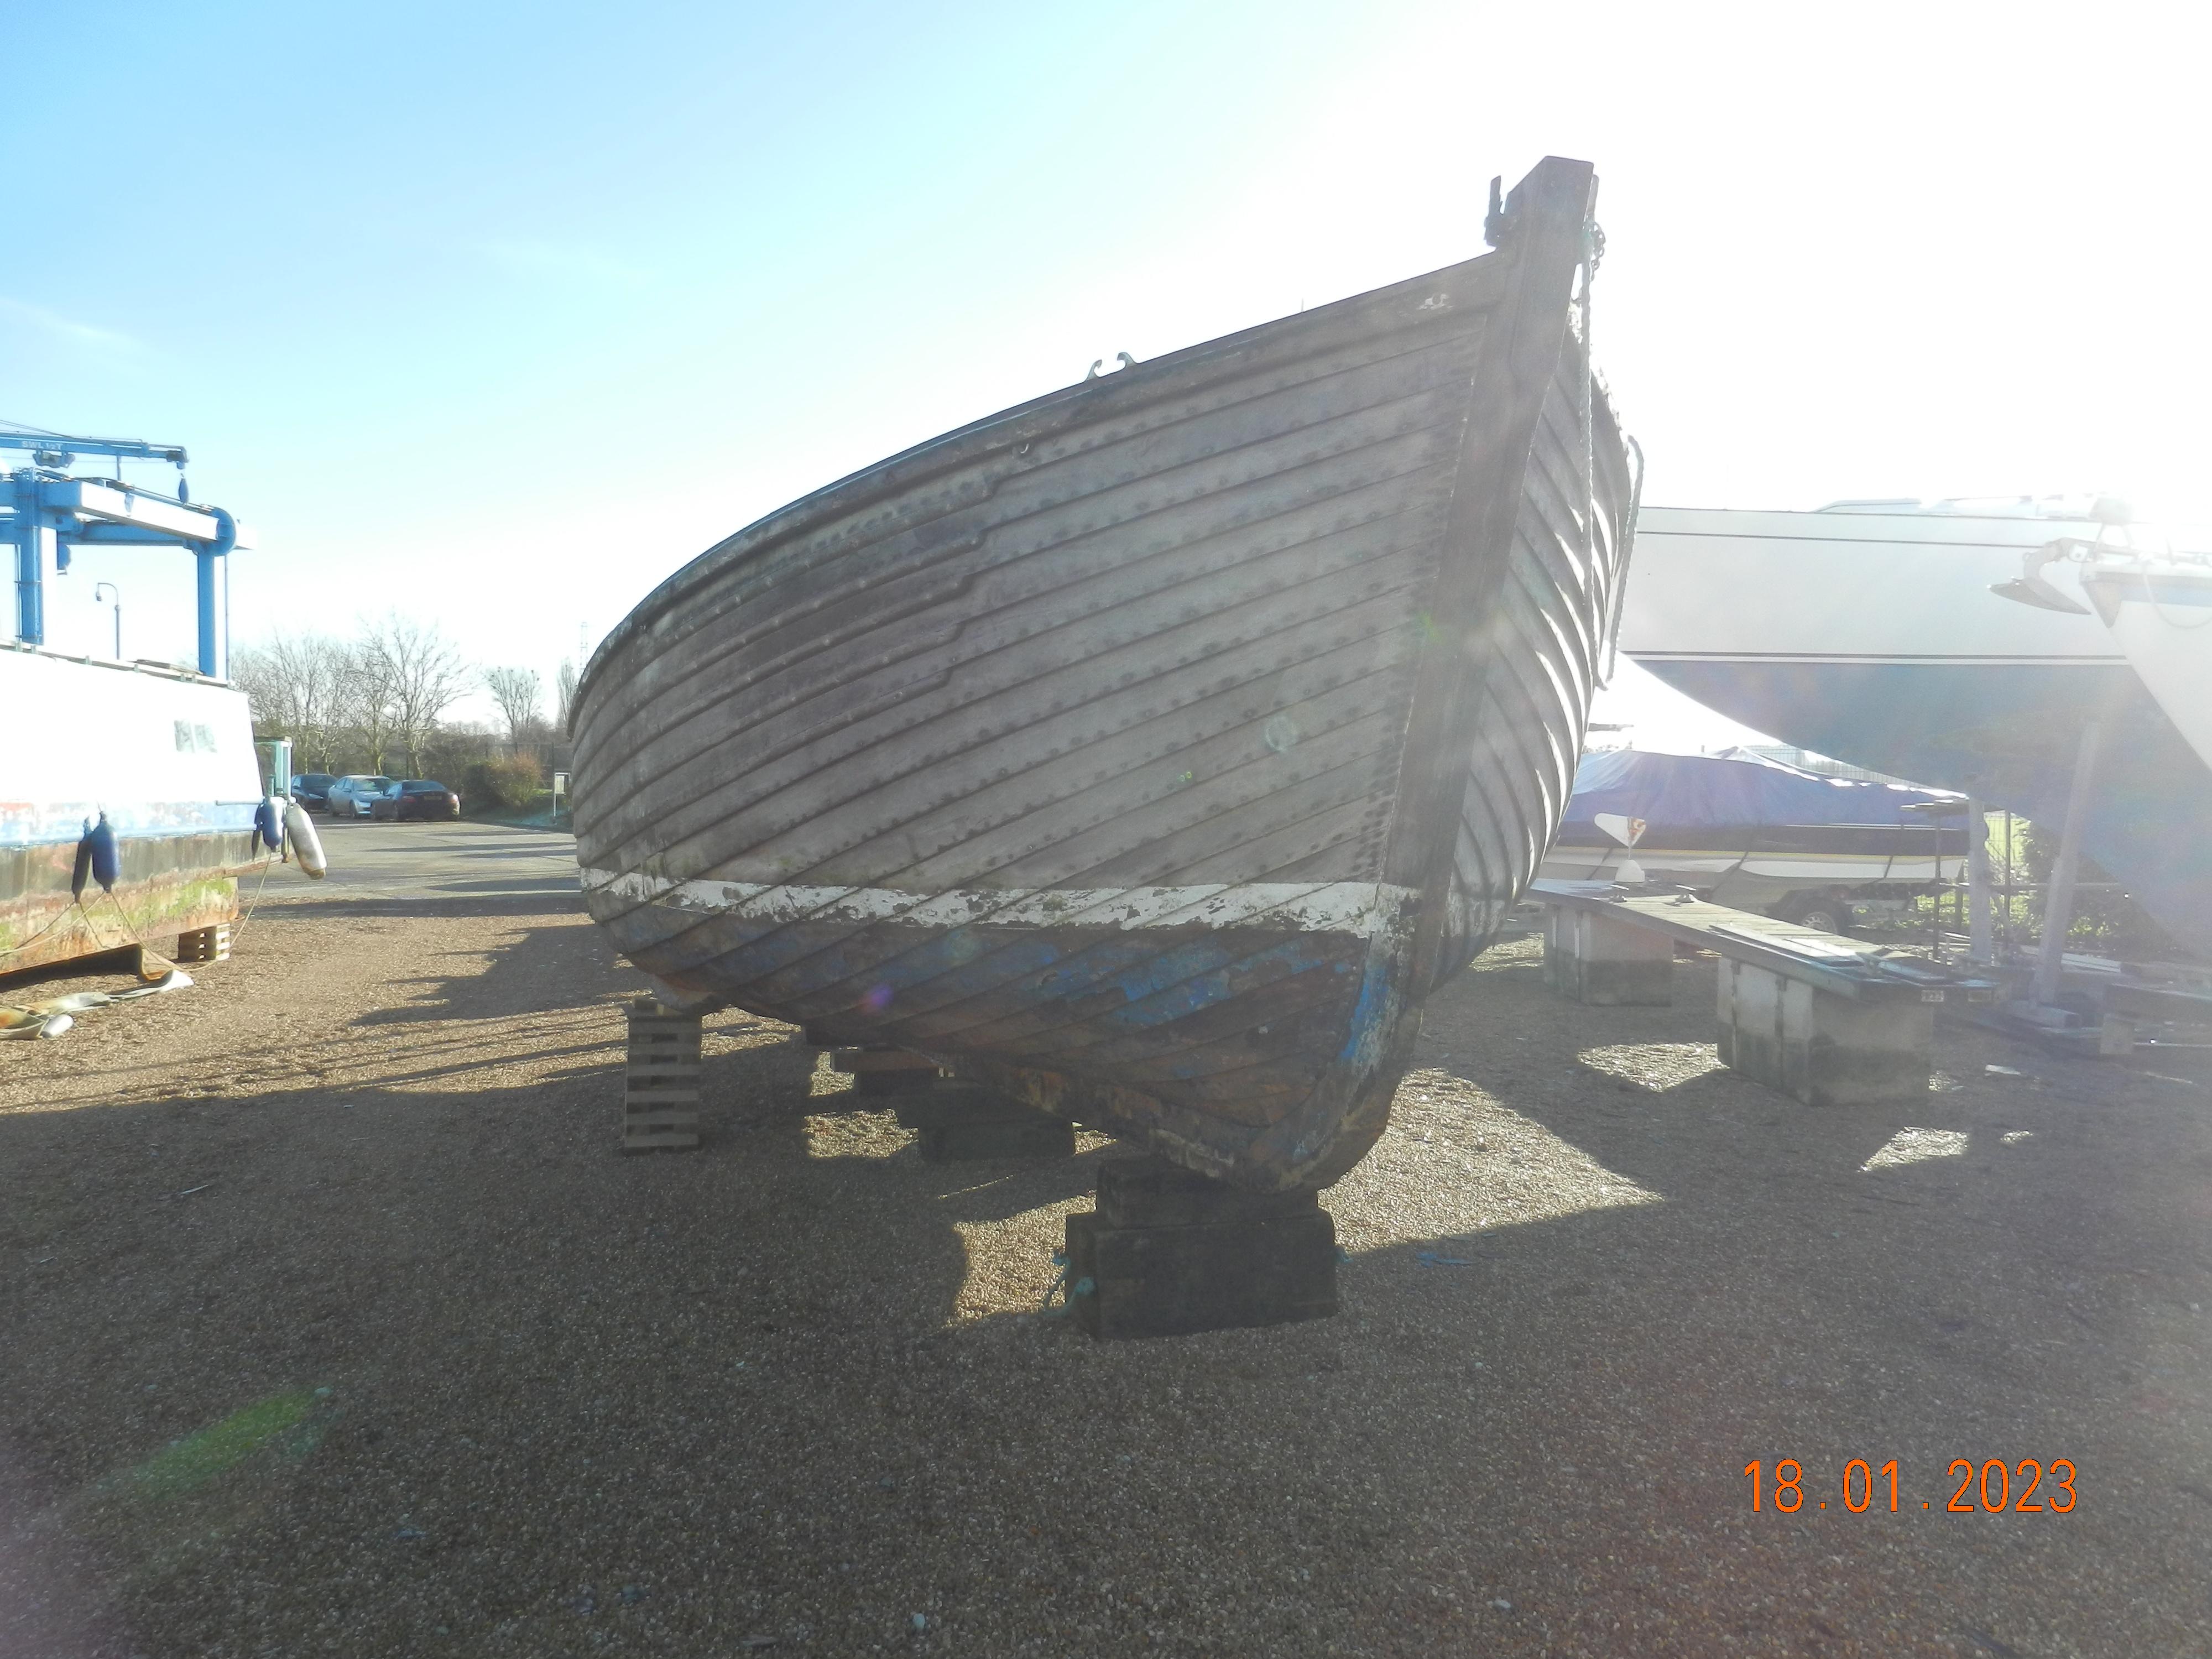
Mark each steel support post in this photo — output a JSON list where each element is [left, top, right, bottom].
[[195, 547, 221, 677], [2032, 721, 2104, 1008], [12, 470, 45, 645], [1965, 795, 1994, 964]]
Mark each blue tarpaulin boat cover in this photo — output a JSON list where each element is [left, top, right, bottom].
[[1565, 749, 1963, 832]]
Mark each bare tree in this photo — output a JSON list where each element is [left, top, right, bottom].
[[555, 657, 581, 734], [231, 631, 354, 773], [484, 666, 543, 739], [359, 614, 471, 778], [338, 636, 399, 776]]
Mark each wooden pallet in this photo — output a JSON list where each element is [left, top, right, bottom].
[[622, 998, 701, 1152], [174, 924, 231, 965]]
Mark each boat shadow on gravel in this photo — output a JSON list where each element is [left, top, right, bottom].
[[4, 943, 2209, 1655]]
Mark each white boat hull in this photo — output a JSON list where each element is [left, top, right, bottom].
[[1620, 504, 2212, 951], [1, 648, 268, 972], [2084, 556, 2212, 773]]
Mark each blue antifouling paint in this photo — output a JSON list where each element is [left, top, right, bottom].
[[254, 797, 283, 852]]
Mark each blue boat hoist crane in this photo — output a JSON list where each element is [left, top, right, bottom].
[[3, 430, 244, 677]]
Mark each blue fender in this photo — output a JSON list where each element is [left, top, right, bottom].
[[73, 813, 120, 898]]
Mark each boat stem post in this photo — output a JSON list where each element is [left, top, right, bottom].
[[1965, 795, 1994, 965], [2031, 720, 2104, 1008]]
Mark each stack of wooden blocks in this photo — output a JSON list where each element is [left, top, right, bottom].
[[174, 924, 231, 965], [622, 998, 702, 1152]]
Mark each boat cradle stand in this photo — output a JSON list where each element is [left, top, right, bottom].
[[1531, 879, 1999, 1109], [1062, 1159, 1339, 1340]]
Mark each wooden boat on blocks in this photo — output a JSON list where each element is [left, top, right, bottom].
[[573, 155, 1638, 1192]]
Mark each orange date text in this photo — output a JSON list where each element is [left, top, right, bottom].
[[1743, 1459, 2075, 1514]]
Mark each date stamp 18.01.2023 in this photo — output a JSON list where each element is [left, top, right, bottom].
[[1744, 1459, 2077, 1514]]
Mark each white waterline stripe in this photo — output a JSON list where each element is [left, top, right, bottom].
[[579, 869, 1412, 935], [1625, 651, 2124, 667]]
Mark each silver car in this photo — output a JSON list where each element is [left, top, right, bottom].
[[326, 775, 395, 818]]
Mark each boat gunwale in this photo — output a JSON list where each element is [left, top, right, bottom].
[[569, 378, 1475, 796], [568, 341, 1494, 784], [573, 248, 1517, 724]]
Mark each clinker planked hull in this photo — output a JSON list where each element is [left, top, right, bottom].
[[574, 156, 1636, 1190]]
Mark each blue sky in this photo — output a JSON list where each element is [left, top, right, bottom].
[[7, 1, 2206, 743]]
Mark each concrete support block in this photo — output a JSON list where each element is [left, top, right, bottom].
[[894, 1082, 1075, 1161], [1543, 905, 1674, 1005], [1063, 1159, 1338, 1340], [1715, 959, 1932, 1106], [622, 998, 701, 1152]]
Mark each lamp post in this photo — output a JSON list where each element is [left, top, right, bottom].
[[92, 581, 121, 659]]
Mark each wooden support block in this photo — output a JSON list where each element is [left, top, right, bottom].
[[925, 1118, 1075, 1160], [622, 997, 702, 1152], [174, 924, 231, 965], [1095, 1158, 1318, 1229], [892, 1082, 1075, 1161], [1542, 906, 1672, 1005], [854, 1068, 941, 1097], [829, 1047, 941, 1074], [1063, 1158, 1338, 1339]]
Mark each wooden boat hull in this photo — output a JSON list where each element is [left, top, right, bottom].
[[1, 650, 267, 974], [573, 156, 1636, 1190]]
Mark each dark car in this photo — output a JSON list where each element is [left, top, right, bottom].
[[290, 773, 338, 812], [371, 780, 461, 822]]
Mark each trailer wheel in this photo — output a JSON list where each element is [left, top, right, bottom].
[[1778, 894, 1851, 935]]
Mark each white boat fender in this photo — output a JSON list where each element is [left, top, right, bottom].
[[255, 797, 284, 852], [283, 800, 327, 879]]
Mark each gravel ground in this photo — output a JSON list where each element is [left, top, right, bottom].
[[3, 862, 2209, 1656]]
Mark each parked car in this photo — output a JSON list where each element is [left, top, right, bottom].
[[289, 773, 338, 812], [372, 780, 461, 822], [326, 775, 395, 818]]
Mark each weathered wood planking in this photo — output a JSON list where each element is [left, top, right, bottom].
[[573, 156, 1637, 1191]]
